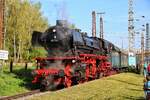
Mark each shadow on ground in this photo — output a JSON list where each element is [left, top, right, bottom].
[[122, 96, 144, 100], [7, 68, 40, 90], [108, 78, 143, 87]]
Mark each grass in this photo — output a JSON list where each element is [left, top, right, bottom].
[[0, 64, 36, 96], [0, 72, 28, 96], [29, 73, 144, 100]]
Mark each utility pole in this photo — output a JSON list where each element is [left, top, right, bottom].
[[141, 29, 144, 75], [0, 0, 5, 49], [145, 23, 150, 64], [97, 12, 105, 39], [122, 38, 124, 50], [3, 0, 6, 50], [145, 23, 150, 51], [128, 0, 135, 53], [92, 11, 96, 37]]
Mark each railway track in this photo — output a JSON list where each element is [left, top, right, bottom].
[[0, 89, 41, 100]]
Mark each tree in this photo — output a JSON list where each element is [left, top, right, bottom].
[[5, 0, 48, 62]]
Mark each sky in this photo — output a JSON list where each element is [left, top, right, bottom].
[[34, 0, 150, 49]]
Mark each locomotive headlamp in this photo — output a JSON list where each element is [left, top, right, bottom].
[[52, 29, 56, 32], [72, 60, 76, 63]]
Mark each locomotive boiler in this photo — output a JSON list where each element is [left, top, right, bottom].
[[31, 20, 126, 90]]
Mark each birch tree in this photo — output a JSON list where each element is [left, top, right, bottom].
[[5, 0, 48, 62]]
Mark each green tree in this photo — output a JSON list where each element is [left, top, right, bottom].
[[5, 0, 48, 62]]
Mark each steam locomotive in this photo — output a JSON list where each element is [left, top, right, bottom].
[[31, 20, 128, 90]]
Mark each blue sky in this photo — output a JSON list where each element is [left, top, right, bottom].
[[34, 0, 150, 49]]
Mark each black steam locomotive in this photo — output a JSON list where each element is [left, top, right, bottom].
[[32, 20, 112, 56], [31, 20, 128, 90]]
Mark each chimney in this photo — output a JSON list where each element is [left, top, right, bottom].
[[92, 11, 96, 37], [56, 20, 68, 27]]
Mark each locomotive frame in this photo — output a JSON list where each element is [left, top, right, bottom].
[[32, 54, 115, 90]]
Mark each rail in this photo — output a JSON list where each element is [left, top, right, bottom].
[[0, 89, 41, 100]]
